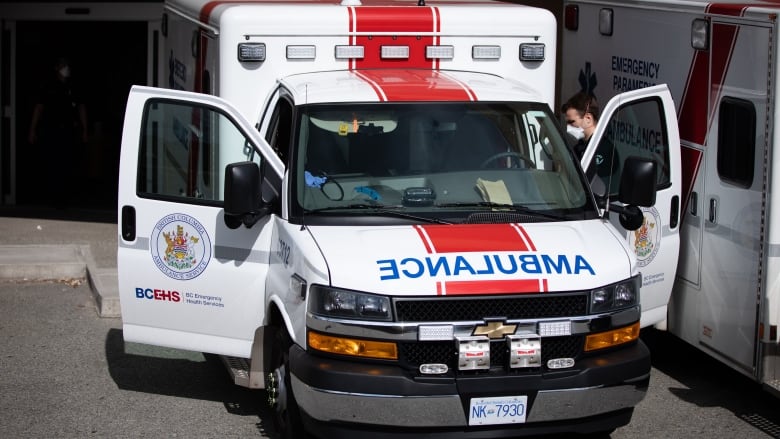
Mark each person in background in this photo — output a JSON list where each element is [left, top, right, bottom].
[[561, 91, 617, 183], [561, 91, 600, 159], [28, 57, 88, 207]]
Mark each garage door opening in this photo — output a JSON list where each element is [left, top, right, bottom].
[[14, 20, 147, 216]]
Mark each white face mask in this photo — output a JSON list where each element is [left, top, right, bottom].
[[59, 66, 71, 78], [567, 124, 585, 141]]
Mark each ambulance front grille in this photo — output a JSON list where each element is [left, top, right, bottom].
[[394, 293, 588, 322], [398, 336, 584, 374]]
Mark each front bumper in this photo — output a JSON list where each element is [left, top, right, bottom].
[[290, 340, 650, 437]]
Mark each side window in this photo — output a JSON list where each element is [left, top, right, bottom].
[[137, 99, 257, 204], [717, 97, 755, 188], [266, 98, 294, 164], [592, 97, 672, 195]]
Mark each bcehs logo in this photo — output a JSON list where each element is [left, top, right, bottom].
[[150, 213, 212, 280], [135, 288, 181, 302]]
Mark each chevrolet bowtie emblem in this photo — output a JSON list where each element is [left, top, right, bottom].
[[473, 321, 517, 339]]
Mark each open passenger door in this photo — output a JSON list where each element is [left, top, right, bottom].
[[117, 86, 284, 358], [581, 85, 681, 328]]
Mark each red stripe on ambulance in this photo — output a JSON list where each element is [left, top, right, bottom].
[[353, 70, 476, 101], [350, 6, 438, 70], [414, 224, 545, 295], [678, 3, 745, 216], [347, 6, 474, 101], [442, 279, 546, 295], [417, 224, 534, 253]]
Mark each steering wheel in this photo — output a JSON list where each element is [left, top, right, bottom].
[[321, 178, 344, 201], [479, 152, 534, 169]]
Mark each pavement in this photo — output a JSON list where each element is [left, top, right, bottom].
[[0, 206, 119, 317]]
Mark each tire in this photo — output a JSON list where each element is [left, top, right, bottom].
[[267, 326, 305, 439]]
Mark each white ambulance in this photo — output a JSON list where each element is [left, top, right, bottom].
[[561, 0, 780, 394], [117, 0, 681, 436]]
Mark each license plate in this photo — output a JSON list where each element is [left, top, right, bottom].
[[468, 395, 528, 425]]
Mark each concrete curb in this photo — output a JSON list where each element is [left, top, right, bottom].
[[0, 244, 120, 318]]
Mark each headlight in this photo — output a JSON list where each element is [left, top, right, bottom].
[[309, 285, 392, 321], [589, 275, 640, 314]]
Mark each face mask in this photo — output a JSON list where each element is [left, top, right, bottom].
[[567, 124, 585, 141], [59, 66, 71, 78]]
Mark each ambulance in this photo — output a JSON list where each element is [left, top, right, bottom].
[[561, 0, 780, 394], [117, 0, 681, 436]]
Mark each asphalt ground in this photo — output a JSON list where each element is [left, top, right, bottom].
[[0, 207, 118, 316]]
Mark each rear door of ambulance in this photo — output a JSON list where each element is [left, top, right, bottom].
[[692, 15, 771, 373], [117, 86, 283, 358]]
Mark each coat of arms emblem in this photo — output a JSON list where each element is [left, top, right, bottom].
[[151, 213, 212, 280]]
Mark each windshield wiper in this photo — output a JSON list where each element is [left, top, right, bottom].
[[305, 204, 451, 224], [436, 202, 568, 221]]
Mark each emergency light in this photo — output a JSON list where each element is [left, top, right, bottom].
[[472, 45, 501, 60], [599, 8, 613, 36], [519, 43, 545, 61], [335, 45, 365, 59], [237, 42, 266, 62], [691, 18, 708, 50], [419, 325, 454, 341], [538, 320, 571, 337], [381, 45, 410, 59], [564, 4, 579, 31], [287, 45, 316, 60], [426, 45, 454, 60]]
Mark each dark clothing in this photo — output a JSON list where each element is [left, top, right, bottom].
[[34, 78, 84, 145], [572, 137, 588, 159], [31, 77, 86, 206], [590, 137, 618, 179]]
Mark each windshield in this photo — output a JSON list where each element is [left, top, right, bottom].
[[292, 102, 596, 224]]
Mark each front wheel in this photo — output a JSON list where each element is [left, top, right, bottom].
[[266, 327, 305, 439]]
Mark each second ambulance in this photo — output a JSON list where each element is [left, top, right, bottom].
[[117, 0, 681, 436]]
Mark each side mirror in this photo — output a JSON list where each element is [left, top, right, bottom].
[[224, 161, 268, 229], [618, 156, 657, 207], [607, 157, 657, 231]]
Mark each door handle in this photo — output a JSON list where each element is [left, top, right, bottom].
[[689, 191, 698, 216], [708, 198, 717, 224], [122, 205, 136, 241]]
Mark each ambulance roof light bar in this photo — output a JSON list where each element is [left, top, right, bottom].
[[237, 42, 266, 62]]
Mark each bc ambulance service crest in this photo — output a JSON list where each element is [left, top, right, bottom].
[[151, 213, 211, 280], [629, 207, 661, 268]]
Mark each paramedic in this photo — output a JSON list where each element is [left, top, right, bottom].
[[561, 92, 617, 181], [561, 91, 599, 158]]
